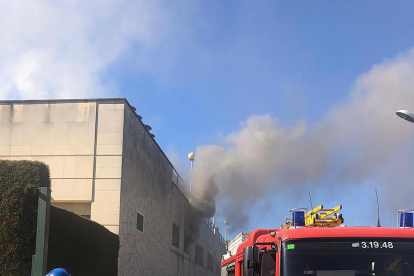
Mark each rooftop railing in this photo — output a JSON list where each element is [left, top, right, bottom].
[[203, 218, 227, 248], [172, 168, 190, 198]]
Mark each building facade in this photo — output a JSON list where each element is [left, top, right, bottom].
[[0, 99, 226, 276]]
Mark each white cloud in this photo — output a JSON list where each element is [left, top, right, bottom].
[[0, 0, 173, 99]]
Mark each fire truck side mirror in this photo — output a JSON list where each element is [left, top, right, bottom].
[[243, 246, 259, 276]]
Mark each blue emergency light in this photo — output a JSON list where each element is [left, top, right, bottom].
[[290, 208, 306, 227], [398, 210, 414, 228]]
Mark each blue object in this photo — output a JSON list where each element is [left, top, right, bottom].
[[292, 210, 305, 227], [46, 268, 71, 276], [400, 212, 414, 228]]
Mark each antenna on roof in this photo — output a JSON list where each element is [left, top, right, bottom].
[[375, 188, 381, 227], [308, 192, 314, 223], [309, 192, 314, 211]]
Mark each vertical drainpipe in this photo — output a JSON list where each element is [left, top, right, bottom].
[[92, 102, 100, 202]]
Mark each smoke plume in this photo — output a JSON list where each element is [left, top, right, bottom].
[[191, 49, 414, 228]]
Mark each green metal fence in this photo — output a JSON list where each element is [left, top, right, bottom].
[[31, 187, 51, 276]]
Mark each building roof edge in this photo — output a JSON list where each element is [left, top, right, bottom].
[[0, 98, 129, 105]]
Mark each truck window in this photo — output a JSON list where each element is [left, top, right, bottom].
[[283, 239, 414, 276], [261, 251, 276, 276], [221, 263, 235, 276]]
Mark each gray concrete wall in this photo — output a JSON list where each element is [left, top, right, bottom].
[[181, 220, 227, 276], [118, 105, 225, 276]]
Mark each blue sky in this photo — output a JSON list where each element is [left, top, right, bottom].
[[114, 1, 414, 233], [2, 1, 414, 237], [113, 1, 414, 149]]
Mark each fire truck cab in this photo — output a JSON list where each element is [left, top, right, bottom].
[[221, 207, 414, 276]]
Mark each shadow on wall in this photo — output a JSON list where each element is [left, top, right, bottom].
[[47, 206, 119, 276]]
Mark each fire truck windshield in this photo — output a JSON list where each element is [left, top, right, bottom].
[[282, 239, 414, 276]]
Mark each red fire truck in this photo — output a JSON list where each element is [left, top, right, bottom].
[[221, 206, 414, 276]]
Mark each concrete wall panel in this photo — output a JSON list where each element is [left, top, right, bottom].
[[0, 103, 96, 155], [0, 105, 12, 123], [96, 156, 122, 168], [96, 167, 122, 178], [98, 122, 124, 133], [10, 145, 32, 155], [10, 123, 25, 145], [95, 156, 123, 179], [92, 214, 120, 225], [0, 100, 125, 235], [0, 102, 97, 206], [98, 109, 124, 122], [62, 156, 94, 178], [97, 133, 123, 146], [94, 191, 121, 203], [99, 104, 125, 110], [0, 146, 10, 155], [91, 202, 120, 215], [96, 145, 123, 155], [51, 179, 93, 202], [31, 145, 54, 155], [0, 124, 11, 145], [95, 179, 121, 191]]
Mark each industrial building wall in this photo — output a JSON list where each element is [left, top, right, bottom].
[[118, 105, 225, 276], [180, 220, 227, 276], [0, 99, 226, 275], [0, 100, 124, 234]]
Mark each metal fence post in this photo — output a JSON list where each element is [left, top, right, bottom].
[[32, 187, 51, 276]]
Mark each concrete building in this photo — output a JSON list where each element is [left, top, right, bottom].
[[0, 98, 226, 276]]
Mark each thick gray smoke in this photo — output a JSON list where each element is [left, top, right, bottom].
[[191, 49, 414, 228], [184, 173, 218, 246]]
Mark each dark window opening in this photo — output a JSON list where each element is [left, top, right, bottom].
[[136, 211, 144, 232], [207, 252, 213, 271], [172, 223, 179, 247], [184, 239, 190, 254], [195, 243, 204, 266]]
